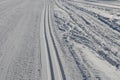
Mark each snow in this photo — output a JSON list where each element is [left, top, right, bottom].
[[0, 0, 120, 80]]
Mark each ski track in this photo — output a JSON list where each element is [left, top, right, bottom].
[[0, 0, 120, 80], [53, 0, 120, 80]]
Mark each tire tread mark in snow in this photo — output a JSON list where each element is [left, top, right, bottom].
[[48, 5, 66, 80], [44, 7, 55, 80]]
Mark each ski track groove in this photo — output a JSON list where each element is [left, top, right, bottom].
[[43, 3, 66, 80], [48, 5, 66, 80], [44, 6, 55, 80]]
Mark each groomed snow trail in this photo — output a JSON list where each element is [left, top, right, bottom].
[[0, 0, 44, 80], [0, 0, 120, 80]]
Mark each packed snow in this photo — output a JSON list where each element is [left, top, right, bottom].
[[0, 0, 120, 80]]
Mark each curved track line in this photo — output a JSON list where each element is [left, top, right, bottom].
[[44, 6, 55, 80], [48, 5, 66, 80]]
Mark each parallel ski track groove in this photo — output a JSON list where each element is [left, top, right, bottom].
[[47, 5, 66, 80], [44, 6, 55, 80]]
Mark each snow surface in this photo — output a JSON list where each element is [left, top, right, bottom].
[[0, 0, 120, 80]]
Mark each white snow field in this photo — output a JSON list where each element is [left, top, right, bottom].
[[0, 0, 120, 80]]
